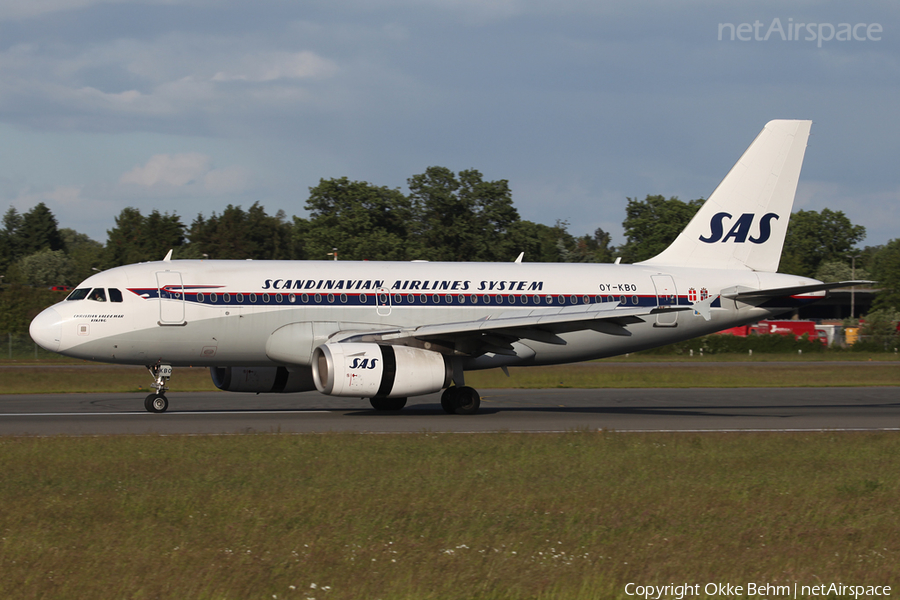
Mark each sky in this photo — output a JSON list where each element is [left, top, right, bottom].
[[0, 0, 898, 251]]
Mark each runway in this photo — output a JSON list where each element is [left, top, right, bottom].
[[1, 387, 898, 435]]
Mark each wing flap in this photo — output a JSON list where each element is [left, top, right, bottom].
[[334, 301, 703, 357], [381, 301, 652, 342]]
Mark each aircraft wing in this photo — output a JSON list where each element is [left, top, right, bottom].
[[333, 301, 703, 356], [722, 280, 874, 301]]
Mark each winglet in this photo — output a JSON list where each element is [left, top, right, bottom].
[[163, 249, 173, 262]]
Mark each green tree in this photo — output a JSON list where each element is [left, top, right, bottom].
[[61, 228, 105, 284], [16, 249, 75, 287], [1, 206, 25, 273], [303, 178, 412, 261], [856, 308, 900, 351], [814, 260, 870, 283], [618, 195, 703, 263], [408, 167, 520, 261], [187, 202, 292, 260], [105, 208, 185, 267], [505, 220, 571, 263], [870, 238, 900, 311], [291, 216, 310, 260], [564, 227, 616, 263], [0, 284, 60, 334], [779, 209, 866, 277], [19, 202, 66, 255]]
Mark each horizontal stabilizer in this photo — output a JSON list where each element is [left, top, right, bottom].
[[722, 280, 874, 301]]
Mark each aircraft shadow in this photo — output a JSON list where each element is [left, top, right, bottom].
[[340, 400, 900, 419]]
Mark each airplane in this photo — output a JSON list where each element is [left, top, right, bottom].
[[29, 119, 865, 414]]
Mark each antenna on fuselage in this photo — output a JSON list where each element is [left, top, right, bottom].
[[163, 249, 173, 262], [514, 252, 524, 264]]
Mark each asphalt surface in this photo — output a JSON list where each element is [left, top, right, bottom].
[[1, 387, 898, 435]]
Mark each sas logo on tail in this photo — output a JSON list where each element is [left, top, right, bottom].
[[350, 358, 379, 369], [700, 212, 779, 244]]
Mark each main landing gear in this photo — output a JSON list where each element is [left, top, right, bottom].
[[440, 386, 481, 415], [367, 387, 482, 414], [144, 363, 173, 413], [369, 397, 408, 411]]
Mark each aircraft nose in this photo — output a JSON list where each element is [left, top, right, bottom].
[[30, 307, 63, 352]]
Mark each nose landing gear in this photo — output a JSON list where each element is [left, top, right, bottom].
[[144, 363, 173, 413]]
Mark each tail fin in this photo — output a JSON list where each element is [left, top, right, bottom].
[[639, 119, 812, 272]]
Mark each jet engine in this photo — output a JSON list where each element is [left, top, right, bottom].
[[210, 366, 316, 393], [312, 343, 450, 398]]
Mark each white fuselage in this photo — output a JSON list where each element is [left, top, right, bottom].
[[30, 259, 822, 370]]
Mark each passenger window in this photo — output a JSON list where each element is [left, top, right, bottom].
[[67, 288, 90, 301], [109, 288, 123, 303], [87, 288, 107, 302]]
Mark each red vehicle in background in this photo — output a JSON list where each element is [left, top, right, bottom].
[[717, 320, 827, 344]]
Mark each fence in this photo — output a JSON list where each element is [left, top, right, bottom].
[[2, 332, 61, 360]]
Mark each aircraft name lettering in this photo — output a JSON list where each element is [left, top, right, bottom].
[[699, 212, 779, 244], [73, 314, 124, 320]]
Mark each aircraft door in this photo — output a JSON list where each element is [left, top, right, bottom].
[[376, 287, 392, 317], [651, 274, 678, 327], [157, 271, 186, 325]]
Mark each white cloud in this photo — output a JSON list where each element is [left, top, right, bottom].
[[0, 0, 186, 21], [44, 184, 85, 206], [119, 153, 251, 194], [201, 165, 252, 195], [120, 153, 210, 187], [0, 37, 339, 131], [212, 51, 337, 82]]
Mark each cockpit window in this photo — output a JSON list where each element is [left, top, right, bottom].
[[108, 288, 123, 303], [87, 288, 107, 302], [66, 288, 90, 301]]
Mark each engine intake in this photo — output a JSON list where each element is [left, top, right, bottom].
[[312, 343, 450, 398], [210, 366, 316, 393]]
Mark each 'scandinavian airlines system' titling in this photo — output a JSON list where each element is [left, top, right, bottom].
[[30, 120, 861, 414]]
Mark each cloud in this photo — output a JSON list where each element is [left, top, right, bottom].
[[4, 155, 256, 242], [120, 153, 211, 187], [201, 165, 253, 195], [0, 36, 340, 134], [0, 0, 191, 21], [119, 153, 252, 194], [211, 51, 337, 82]]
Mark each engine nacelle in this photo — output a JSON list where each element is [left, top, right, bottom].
[[312, 343, 450, 398], [210, 366, 316, 393]]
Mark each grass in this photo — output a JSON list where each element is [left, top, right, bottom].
[[0, 365, 216, 394], [1, 432, 898, 599], [5, 360, 900, 395], [466, 362, 900, 389]]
